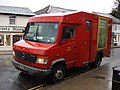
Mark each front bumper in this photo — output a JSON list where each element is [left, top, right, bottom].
[[12, 59, 51, 76]]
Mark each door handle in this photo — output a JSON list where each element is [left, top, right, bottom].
[[73, 46, 77, 48], [84, 41, 86, 46], [82, 41, 86, 46]]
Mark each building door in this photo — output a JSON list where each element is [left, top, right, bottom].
[[5, 34, 12, 46], [0, 33, 12, 50]]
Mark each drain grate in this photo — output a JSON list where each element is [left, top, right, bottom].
[[91, 75, 106, 79]]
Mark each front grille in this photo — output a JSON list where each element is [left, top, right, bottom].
[[15, 50, 36, 63]]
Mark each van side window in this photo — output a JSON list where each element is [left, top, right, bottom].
[[86, 20, 91, 32], [62, 26, 75, 40]]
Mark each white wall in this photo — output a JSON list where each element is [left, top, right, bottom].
[[16, 16, 30, 26], [0, 14, 31, 27], [0, 14, 9, 26], [112, 23, 120, 34]]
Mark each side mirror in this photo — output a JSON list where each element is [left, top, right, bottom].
[[23, 29, 25, 33]]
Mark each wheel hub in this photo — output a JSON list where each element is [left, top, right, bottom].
[[55, 70, 64, 80]]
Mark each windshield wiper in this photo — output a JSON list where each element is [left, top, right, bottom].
[[35, 25, 39, 39]]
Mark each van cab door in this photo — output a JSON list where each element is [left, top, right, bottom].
[[59, 24, 77, 68]]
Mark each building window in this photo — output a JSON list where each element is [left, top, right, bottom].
[[9, 15, 16, 25], [13, 35, 22, 44], [117, 25, 120, 31]]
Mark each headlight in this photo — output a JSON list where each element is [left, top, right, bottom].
[[13, 51, 15, 56], [36, 57, 49, 64]]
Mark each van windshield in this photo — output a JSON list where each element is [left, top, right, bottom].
[[24, 22, 59, 44]]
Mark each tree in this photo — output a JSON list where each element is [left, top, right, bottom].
[[111, 0, 120, 19]]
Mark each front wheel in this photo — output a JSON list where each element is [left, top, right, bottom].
[[49, 65, 66, 84]]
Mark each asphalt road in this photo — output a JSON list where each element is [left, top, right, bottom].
[[0, 48, 120, 90]]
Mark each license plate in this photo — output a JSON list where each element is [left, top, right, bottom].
[[18, 65, 26, 70]]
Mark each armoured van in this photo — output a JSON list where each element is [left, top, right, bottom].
[[12, 11, 112, 83]]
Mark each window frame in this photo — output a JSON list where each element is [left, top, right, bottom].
[[9, 15, 16, 25], [61, 26, 75, 40], [86, 20, 92, 32], [24, 22, 59, 44]]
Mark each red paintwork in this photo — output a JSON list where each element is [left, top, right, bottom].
[[13, 11, 112, 69]]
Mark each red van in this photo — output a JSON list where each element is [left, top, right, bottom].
[[12, 11, 112, 83]]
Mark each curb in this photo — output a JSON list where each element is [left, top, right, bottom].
[[111, 46, 120, 48], [0, 53, 12, 55], [0, 51, 12, 55]]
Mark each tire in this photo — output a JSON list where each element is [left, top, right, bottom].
[[95, 55, 102, 67], [89, 55, 102, 68], [49, 65, 66, 84]]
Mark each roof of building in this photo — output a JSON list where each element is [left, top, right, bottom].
[[34, 11, 79, 17], [34, 5, 77, 15], [93, 12, 120, 24], [0, 5, 35, 16]]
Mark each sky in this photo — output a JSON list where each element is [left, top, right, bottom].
[[0, 0, 115, 13]]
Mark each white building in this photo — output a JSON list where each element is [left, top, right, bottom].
[[0, 5, 35, 51], [112, 21, 120, 46]]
